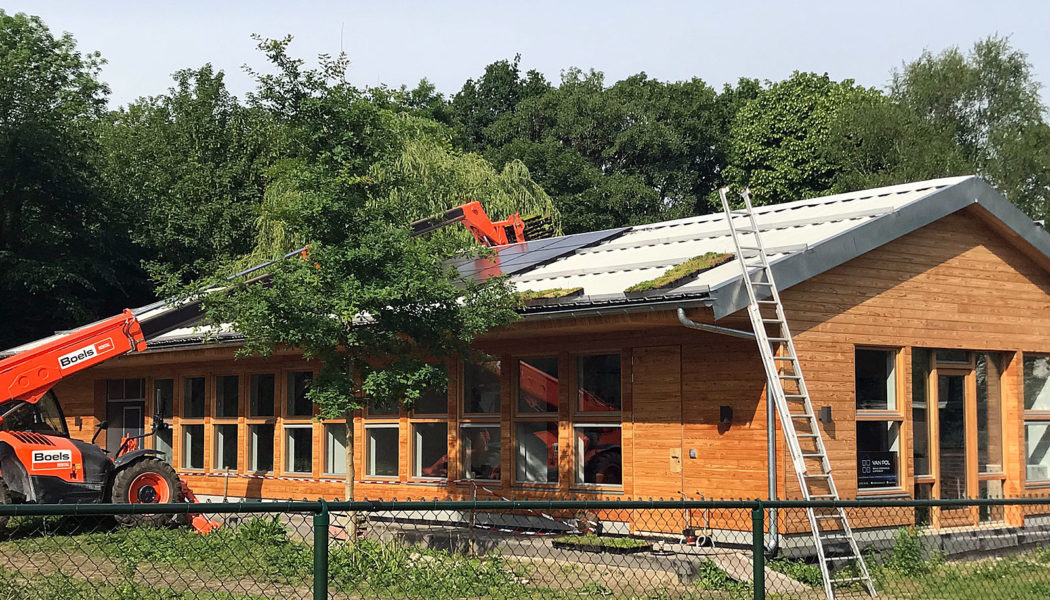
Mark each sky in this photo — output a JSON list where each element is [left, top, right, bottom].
[[10, 1, 1050, 108]]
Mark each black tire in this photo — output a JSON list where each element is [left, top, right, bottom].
[[111, 457, 182, 527], [0, 478, 11, 529]]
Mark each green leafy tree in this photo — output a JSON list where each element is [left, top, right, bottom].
[[0, 11, 146, 348], [100, 65, 276, 286], [890, 36, 1050, 218], [449, 54, 551, 151], [719, 72, 880, 205], [194, 38, 523, 504]]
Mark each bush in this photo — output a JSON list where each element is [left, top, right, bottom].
[[886, 526, 929, 576]]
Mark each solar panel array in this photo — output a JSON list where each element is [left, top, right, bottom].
[[455, 227, 629, 280]]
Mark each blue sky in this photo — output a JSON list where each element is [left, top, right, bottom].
[[11, 1, 1050, 108]]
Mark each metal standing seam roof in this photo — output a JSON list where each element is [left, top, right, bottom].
[[4, 175, 1047, 357]]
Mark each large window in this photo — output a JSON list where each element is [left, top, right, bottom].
[[248, 374, 276, 472], [1024, 354, 1050, 483], [216, 375, 239, 418], [855, 349, 901, 491], [213, 375, 239, 472], [324, 423, 347, 476], [461, 424, 501, 480], [250, 424, 275, 472], [287, 371, 313, 417], [460, 361, 501, 481], [214, 424, 238, 471], [976, 353, 1004, 474], [575, 353, 622, 486], [413, 422, 448, 479], [285, 425, 313, 474], [180, 377, 206, 470], [365, 424, 398, 478], [515, 357, 559, 484], [578, 354, 621, 412]]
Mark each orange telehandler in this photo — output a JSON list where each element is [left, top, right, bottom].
[[0, 309, 215, 531]]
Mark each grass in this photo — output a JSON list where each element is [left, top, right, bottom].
[[624, 252, 733, 293], [552, 533, 650, 549], [517, 287, 583, 302], [767, 557, 823, 588]]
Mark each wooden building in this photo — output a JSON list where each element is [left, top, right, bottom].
[[8, 175, 1050, 532]]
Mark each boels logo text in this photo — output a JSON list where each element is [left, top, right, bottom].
[[57, 338, 112, 370], [32, 450, 72, 467]]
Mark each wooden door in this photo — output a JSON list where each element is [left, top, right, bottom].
[[631, 345, 684, 533]]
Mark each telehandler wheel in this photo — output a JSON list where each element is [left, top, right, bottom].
[[112, 457, 182, 527]]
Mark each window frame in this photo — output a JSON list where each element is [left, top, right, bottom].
[[1022, 352, 1050, 488], [177, 375, 207, 471], [363, 422, 399, 479], [512, 356, 561, 486], [283, 423, 314, 475], [408, 369, 449, 483], [246, 371, 277, 474], [854, 346, 905, 495], [569, 352, 623, 490]]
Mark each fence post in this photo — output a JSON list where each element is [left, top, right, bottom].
[[752, 501, 765, 600], [314, 499, 330, 600]]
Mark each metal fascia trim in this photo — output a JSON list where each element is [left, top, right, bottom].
[[708, 178, 981, 319]]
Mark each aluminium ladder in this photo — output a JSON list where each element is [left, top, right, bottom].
[[718, 188, 877, 600]]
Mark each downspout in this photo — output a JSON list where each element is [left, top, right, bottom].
[[676, 308, 779, 556]]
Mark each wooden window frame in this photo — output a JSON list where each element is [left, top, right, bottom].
[[245, 371, 277, 474], [512, 356, 560, 487], [281, 369, 317, 477], [569, 351, 623, 490], [177, 374, 207, 472], [855, 346, 906, 496], [1021, 353, 1050, 488], [363, 422, 399, 479]]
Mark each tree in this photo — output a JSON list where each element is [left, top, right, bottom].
[[193, 38, 526, 507], [0, 11, 146, 348], [718, 72, 880, 205], [100, 65, 276, 287], [449, 54, 551, 151], [890, 37, 1050, 219]]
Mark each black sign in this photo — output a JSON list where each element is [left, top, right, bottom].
[[858, 451, 898, 489]]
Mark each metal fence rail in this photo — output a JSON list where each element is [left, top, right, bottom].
[[0, 497, 1048, 599]]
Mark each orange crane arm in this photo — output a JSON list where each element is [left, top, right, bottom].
[[0, 309, 146, 405]]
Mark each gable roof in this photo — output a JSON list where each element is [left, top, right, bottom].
[[4, 175, 1048, 357]]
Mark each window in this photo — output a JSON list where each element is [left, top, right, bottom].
[[214, 424, 238, 470], [250, 374, 275, 417], [413, 422, 447, 479], [216, 376, 239, 418], [108, 378, 145, 402], [366, 425, 398, 477], [285, 425, 313, 474], [855, 349, 902, 491], [153, 379, 174, 462], [183, 377, 205, 418], [461, 424, 501, 480], [183, 424, 204, 470], [1024, 354, 1050, 484], [856, 349, 896, 411], [575, 425, 621, 485], [464, 361, 501, 414], [516, 422, 558, 483], [250, 424, 274, 472], [287, 371, 313, 417], [578, 354, 620, 412], [519, 358, 558, 413], [412, 384, 447, 415], [857, 422, 900, 490], [976, 353, 1004, 474], [911, 349, 931, 478], [324, 423, 347, 475]]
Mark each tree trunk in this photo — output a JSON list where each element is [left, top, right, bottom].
[[344, 412, 357, 540]]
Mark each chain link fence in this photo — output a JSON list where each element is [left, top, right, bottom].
[[0, 497, 1048, 599]]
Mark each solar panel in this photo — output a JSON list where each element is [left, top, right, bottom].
[[455, 227, 629, 280]]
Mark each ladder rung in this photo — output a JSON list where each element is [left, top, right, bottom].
[[763, 318, 783, 323], [756, 300, 777, 305], [802, 453, 824, 458], [785, 394, 806, 398], [797, 434, 819, 438], [778, 374, 800, 379], [772, 356, 796, 361], [825, 555, 855, 561], [831, 577, 868, 584], [814, 514, 843, 520], [820, 530, 849, 537], [768, 337, 789, 342], [750, 281, 773, 286], [805, 473, 831, 479], [788, 413, 812, 418], [739, 246, 761, 251]]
